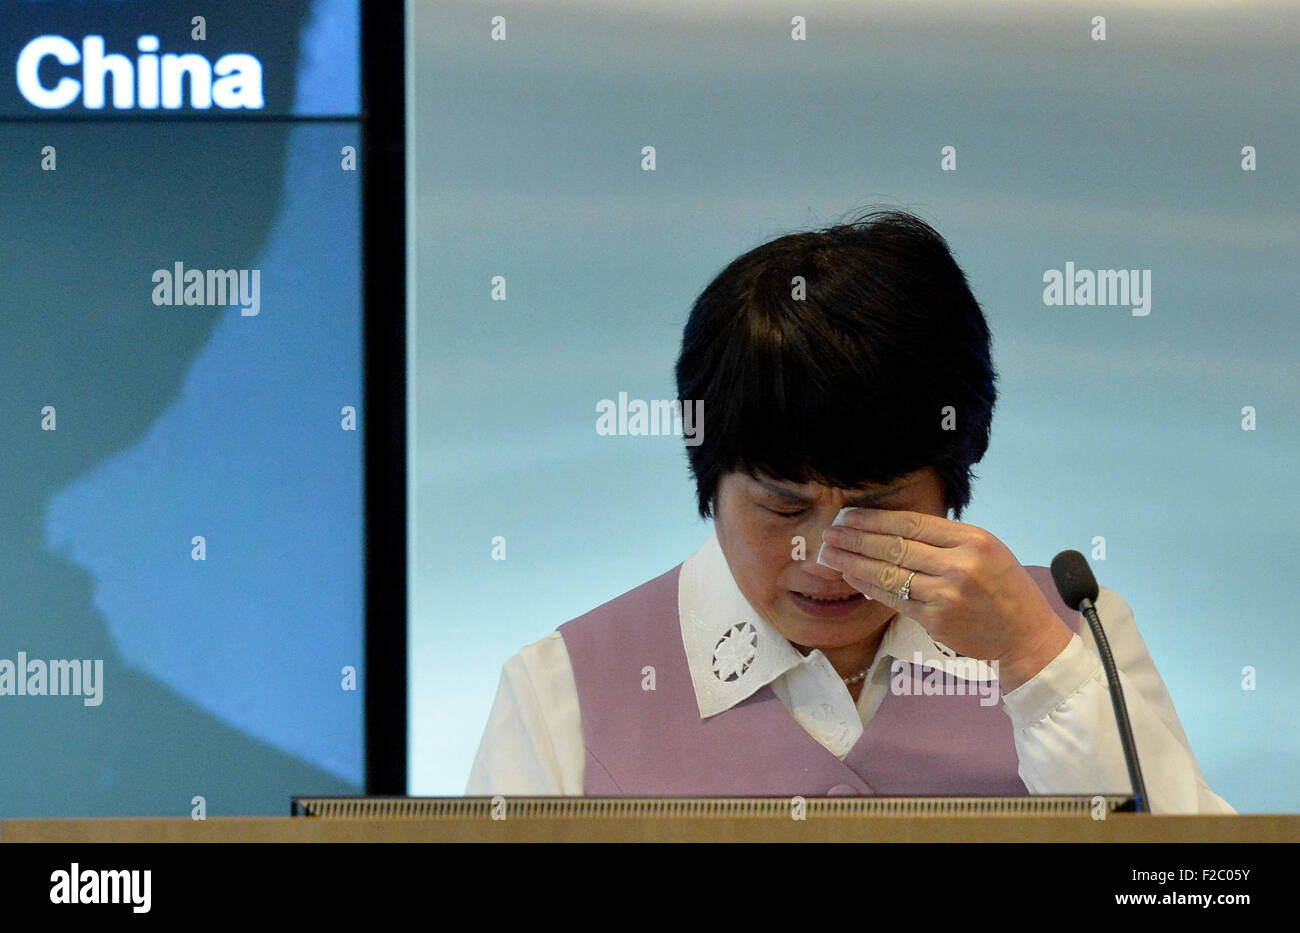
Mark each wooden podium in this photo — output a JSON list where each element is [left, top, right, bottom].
[[4, 797, 1297, 842]]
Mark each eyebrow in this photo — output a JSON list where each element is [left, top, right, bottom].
[[753, 477, 907, 506]]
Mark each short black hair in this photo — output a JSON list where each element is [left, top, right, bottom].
[[674, 207, 997, 522]]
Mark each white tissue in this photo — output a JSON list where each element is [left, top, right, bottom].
[[815, 506, 868, 576], [831, 505, 861, 527]]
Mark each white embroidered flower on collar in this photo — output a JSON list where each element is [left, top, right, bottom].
[[711, 621, 758, 682]]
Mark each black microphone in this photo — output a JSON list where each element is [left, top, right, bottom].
[[1050, 550, 1150, 813]]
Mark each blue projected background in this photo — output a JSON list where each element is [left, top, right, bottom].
[[408, 1, 1299, 812], [1, 0, 363, 817]]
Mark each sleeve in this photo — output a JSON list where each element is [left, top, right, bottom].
[[999, 586, 1236, 814], [464, 631, 586, 796]]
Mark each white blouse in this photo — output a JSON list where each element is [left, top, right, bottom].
[[467, 531, 1235, 814]]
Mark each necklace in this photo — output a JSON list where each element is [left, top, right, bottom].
[[839, 611, 898, 686], [841, 664, 872, 686]]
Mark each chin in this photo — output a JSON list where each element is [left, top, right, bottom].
[[780, 614, 873, 647]]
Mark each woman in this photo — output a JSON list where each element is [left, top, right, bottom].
[[466, 208, 1233, 812]]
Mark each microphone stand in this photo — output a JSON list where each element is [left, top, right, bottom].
[[1077, 594, 1150, 813]]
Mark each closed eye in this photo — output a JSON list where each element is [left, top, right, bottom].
[[764, 505, 807, 517]]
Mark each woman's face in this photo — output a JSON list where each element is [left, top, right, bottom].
[[712, 466, 949, 652]]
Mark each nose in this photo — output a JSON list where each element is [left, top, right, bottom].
[[804, 522, 850, 581]]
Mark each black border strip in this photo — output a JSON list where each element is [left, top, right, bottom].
[[361, 0, 407, 795]]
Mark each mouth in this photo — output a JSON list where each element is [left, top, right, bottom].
[[793, 591, 862, 603], [789, 589, 867, 617]]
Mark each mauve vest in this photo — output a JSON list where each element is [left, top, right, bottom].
[[558, 564, 1084, 796]]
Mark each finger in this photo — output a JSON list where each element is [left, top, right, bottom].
[[841, 568, 932, 614], [820, 547, 933, 601], [837, 507, 966, 548], [820, 525, 947, 576]]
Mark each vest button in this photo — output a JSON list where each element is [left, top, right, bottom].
[[825, 783, 859, 796]]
